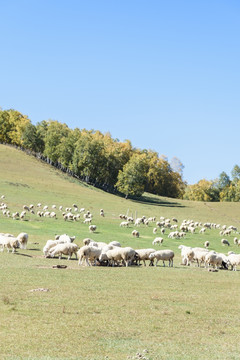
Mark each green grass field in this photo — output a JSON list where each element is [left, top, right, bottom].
[[0, 144, 240, 360]]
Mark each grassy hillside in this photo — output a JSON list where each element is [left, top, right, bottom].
[[0, 144, 240, 360]]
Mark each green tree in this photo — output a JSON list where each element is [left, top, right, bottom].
[[116, 153, 148, 197], [22, 123, 45, 152], [231, 165, 240, 183]]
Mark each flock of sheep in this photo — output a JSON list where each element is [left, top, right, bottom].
[[1, 194, 240, 270]]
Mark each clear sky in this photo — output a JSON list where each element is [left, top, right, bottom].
[[1, 0, 240, 184]]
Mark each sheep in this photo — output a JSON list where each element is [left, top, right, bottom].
[[135, 248, 156, 266], [77, 245, 102, 266], [199, 228, 206, 234], [108, 241, 121, 247], [49, 243, 79, 260], [59, 205, 63, 211], [50, 211, 57, 219], [0, 235, 19, 253], [132, 230, 140, 238], [233, 237, 238, 245], [89, 225, 97, 233], [20, 211, 26, 220], [190, 248, 209, 267], [43, 205, 48, 211], [57, 234, 75, 243], [152, 237, 163, 246], [178, 245, 194, 266], [43, 240, 59, 257], [83, 218, 92, 224], [149, 250, 174, 267], [23, 205, 30, 211], [205, 252, 225, 269], [44, 211, 50, 217], [17, 233, 28, 249], [100, 209, 105, 217], [83, 238, 94, 246], [99, 247, 136, 267], [52, 205, 56, 209], [37, 203, 42, 207], [12, 212, 19, 220], [221, 239, 230, 246], [134, 218, 143, 226], [120, 221, 129, 227], [153, 227, 158, 234], [227, 253, 240, 271], [204, 241, 210, 249], [161, 228, 166, 235]]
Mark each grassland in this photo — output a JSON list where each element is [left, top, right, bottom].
[[0, 144, 240, 360]]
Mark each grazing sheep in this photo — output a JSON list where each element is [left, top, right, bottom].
[[199, 228, 206, 234], [17, 233, 28, 249], [132, 230, 140, 238], [221, 239, 230, 246], [149, 250, 174, 267], [12, 212, 20, 220], [99, 247, 136, 267], [43, 205, 48, 211], [43, 240, 59, 257], [83, 218, 92, 224], [77, 245, 102, 266], [227, 253, 240, 271], [205, 252, 225, 269], [100, 209, 105, 217], [178, 245, 194, 266], [50, 211, 57, 219], [191, 248, 209, 267], [233, 237, 238, 245], [120, 221, 129, 227], [89, 225, 97, 233], [152, 237, 163, 246], [49, 243, 79, 260], [204, 241, 210, 249], [108, 241, 121, 247], [23, 205, 30, 211], [135, 248, 156, 266], [153, 228, 158, 234], [0, 235, 19, 253]]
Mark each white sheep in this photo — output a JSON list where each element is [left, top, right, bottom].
[[205, 252, 223, 269], [120, 221, 129, 227], [77, 245, 102, 266], [132, 230, 140, 238], [149, 250, 174, 267], [49, 243, 79, 260], [99, 247, 136, 267], [43, 240, 59, 257], [135, 248, 156, 266], [153, 228, 158, 234], [89, 225, 97, 233], [17, 233, 28, 249], [108, 241, 121, 247], [152, 237, 163, 246], [0, 235, 19, 253], [227, 253, 240, 271], [204, 241, 210, 248]]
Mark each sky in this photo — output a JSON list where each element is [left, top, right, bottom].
[[1, 0, 240, 184]]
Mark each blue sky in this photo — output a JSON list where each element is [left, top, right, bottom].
[[1, 0, 240, 184]]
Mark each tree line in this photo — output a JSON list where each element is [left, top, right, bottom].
[[0, 108, 185, 198], [183, 167, 240, 202]]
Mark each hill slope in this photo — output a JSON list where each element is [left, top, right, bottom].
[[1, 144, 240, 360]]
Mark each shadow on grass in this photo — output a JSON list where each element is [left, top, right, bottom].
[[131, 194, 185, 208], [15, 253, 33, 258]]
